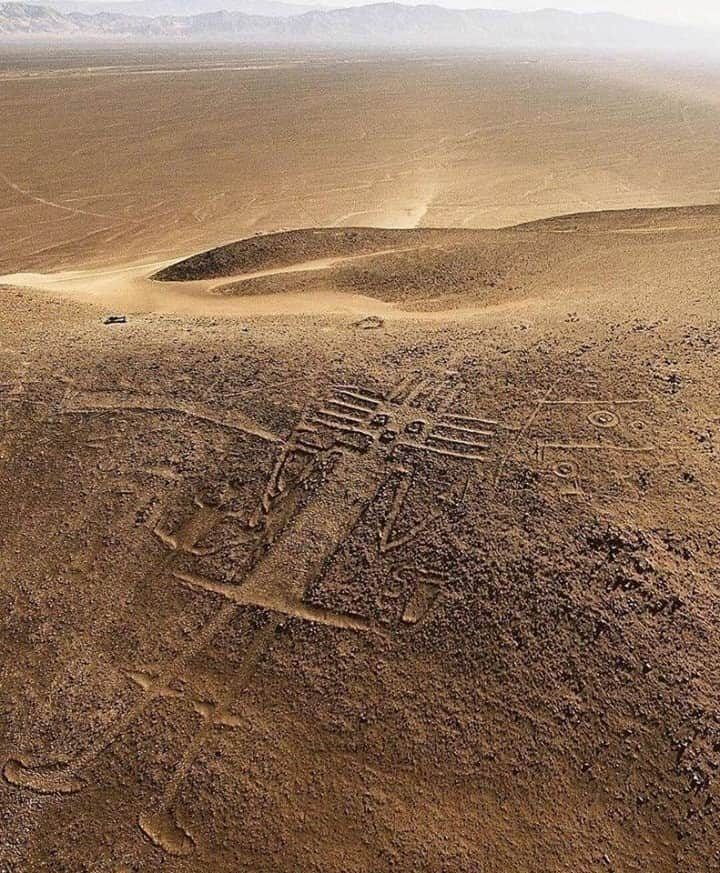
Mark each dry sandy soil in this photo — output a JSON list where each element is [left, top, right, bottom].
[[1, 47, 720, 873], [4, 45, 720, 272]]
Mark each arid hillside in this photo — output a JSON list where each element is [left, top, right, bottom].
[[1, 204, 720, 871]]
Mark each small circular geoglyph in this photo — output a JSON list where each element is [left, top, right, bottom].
[[554, 460, 578, 479], [588, 409, 619, 429]]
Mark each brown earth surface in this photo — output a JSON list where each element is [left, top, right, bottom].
[[5, 45, 720, 274], [2, 47, 720, 873]]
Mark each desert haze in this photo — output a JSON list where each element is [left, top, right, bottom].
[[1, 40, 720, 873], [0, 3, 718, 48]]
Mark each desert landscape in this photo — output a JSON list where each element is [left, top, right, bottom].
[[2, 41, 720, 873]]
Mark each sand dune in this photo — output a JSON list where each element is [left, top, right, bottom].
[[3, 206, 719, 317]]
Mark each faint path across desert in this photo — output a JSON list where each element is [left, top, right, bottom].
[[0, 171, 112, 220]]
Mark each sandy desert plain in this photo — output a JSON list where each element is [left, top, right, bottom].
[[1, 44, 720, 872]]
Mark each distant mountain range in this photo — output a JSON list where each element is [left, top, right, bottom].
[[47, 0, 314, 18], [0, 0, 713, 48]]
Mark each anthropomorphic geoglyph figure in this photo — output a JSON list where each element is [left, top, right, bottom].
[[3, 371, 497, 856]]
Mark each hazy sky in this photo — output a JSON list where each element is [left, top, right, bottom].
[[483, 0, 720, 27]]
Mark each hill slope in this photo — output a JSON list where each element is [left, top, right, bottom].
[[1, 205, 720, 870]]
